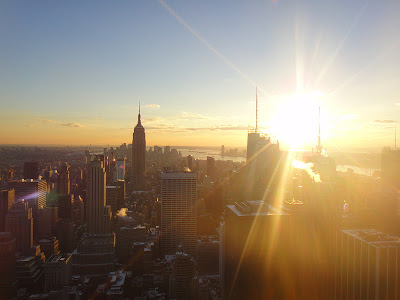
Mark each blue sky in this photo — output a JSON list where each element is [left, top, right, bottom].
[[1, 0, 400, 149]]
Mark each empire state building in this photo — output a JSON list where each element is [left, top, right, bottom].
[[132, 105, 146, 191]]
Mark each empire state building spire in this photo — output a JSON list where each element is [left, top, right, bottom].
[[132, 104, 146, 191], [137, 102, 142, 126]]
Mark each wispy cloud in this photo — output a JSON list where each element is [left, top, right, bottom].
[[36, 118, 84, 128], [38, 118, 56, 124], [181, 112, 209, 120], [144, 117, 163, 123], [146, 124, 246, 132], [373, 120, 397, 123], [334, 114, 359, 122], [144, 104, 160, 108], [59, 123, 84, 128]]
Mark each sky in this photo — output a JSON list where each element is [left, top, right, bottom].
[[1, 0, 400, 151]]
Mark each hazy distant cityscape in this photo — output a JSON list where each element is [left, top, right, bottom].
[[2, 1, 400, 299]]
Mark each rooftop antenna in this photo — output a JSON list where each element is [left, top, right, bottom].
[[317, 106, 322, 153], [255, 86, 258, 133], [137, 102, 142, 125]]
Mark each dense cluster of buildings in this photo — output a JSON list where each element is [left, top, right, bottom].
[[1, 102, 400, 300]]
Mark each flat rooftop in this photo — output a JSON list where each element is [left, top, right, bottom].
[[342, 229, 400, 248], [47, 254, 71, 263], [227, 200, 288, 217]]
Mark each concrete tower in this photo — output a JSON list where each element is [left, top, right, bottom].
[[161, 172, 197, 257], [86, 155, 107, 234], [57, 162, 71, 195], [6, 201, 33, 254]]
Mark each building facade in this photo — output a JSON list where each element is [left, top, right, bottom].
[[6, 201, 33, 254], [86, 155, 107, 234], [131, 106, 146, 191], [161, 172, 197, 257]]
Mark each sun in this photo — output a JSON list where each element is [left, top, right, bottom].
[[269, 92, 323, 150]]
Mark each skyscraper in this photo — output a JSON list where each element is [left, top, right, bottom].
[[131, 105, 146, 191], [116, 157, 126, 181], [23, 161, 39, 180], [169, 249, 197, 300], [221, 200, 289, 299], [245, 89, 281, 202], [161, 171, 197, 257], [335, 229, 400, 299], [0, 189, 15, 231], [6, 201, 33, 254], [9, 179, 47, 237], [0, 233, 16, 298], [86, 155, 107, 234], [56, 162, 70, 195]]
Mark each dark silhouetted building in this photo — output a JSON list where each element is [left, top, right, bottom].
[[86, 155, 107, 234], [169, 249, 196, 300], [72, 233, 115, 277], [116, 157, 126, 181], [106, 185, 120, 214], [9, 179, 47, 238], [335, 229, 400, 300], [6, 201, 33, 255], [221, 201, 289, 300], [38, 206, 58, 237], [0, 232, 16, 298], [246, 130, 281, 202], [55, 218, 75, 253], [0, 188, 15, 231], [196, 236, 219, 275], [58, 194, 73, 220], [24, 162, 39, 180], [56, 162, 70, 195], [161, 172, 197, 258], [38, 236, 60, 259], [131, 105, 146, 191], [15, 255, 43, 291], [44, 254, 72, 292]]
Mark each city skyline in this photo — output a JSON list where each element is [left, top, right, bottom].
[[1, 1, 400, 150]]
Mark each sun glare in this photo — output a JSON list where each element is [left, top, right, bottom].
[[270, 92, 323, 149]]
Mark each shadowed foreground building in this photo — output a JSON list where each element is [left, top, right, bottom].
[[72, 233, 115, 277], [0, 232, 16, 298], [86, 155, 108, 234], [9, 179, 47, 238], [221, 201, 289, 299], [44, 254, 72, 292], [6, 201, 33, 255], [0, 188, 15, 231], [169, 249, 197, 300], [335, 229, 400, 300], [161, 172, 197, 258], [73, 154, 115, 277]]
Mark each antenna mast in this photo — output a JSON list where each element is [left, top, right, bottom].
[[255, 86, 258, 133], [395, 123, 397, 150], [317, 106, 321, 152]]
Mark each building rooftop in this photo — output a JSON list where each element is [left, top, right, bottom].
[[46, 254, 71, 263], [342, 229, 400, 248], [227, 200, 288, 216]]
